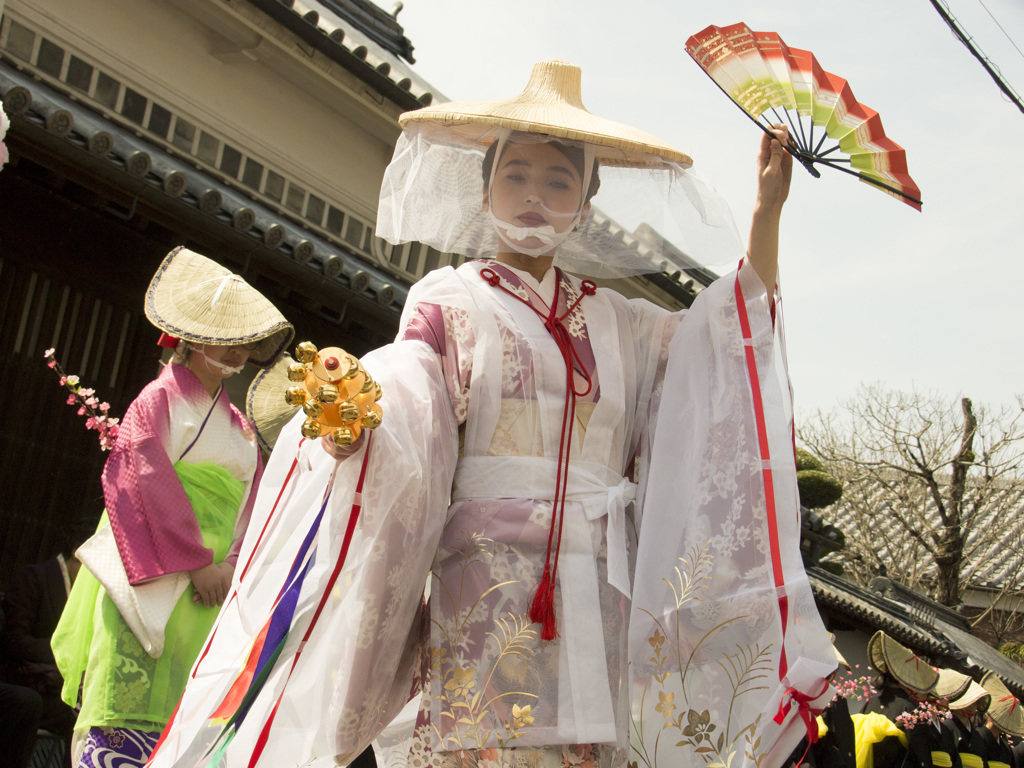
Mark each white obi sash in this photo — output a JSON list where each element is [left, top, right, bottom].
[[452, 455, 635, 597]]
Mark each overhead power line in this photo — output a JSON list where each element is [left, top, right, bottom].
[[928, 0, 1024, 117], [977, 0, 1024, 63]]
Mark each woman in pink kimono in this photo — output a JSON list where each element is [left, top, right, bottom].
[[52, 247, 293, 768], [149, 61, 837, 768]]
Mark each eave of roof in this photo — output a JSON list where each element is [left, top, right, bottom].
[[246, 0, 439, 113], [0, 63, 410, 321], [809, 567, 949, 655], [809, 567, 1024, 697], [314, 0, 414, 63]]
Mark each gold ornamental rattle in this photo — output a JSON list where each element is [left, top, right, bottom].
[[284, 341, 383, 446]]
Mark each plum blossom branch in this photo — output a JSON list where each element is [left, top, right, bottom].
[[894, 699, 950, 729], [44, 348, 120, 451], [831, 668, 878, 702]]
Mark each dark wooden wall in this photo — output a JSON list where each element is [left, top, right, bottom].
[[0, 147, 399, 590], [0, 167, 164, 588]]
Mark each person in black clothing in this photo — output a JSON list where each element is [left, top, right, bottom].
[[2, 549, 82, 767], [981, 672, 1024, 768], [0, 603, 45, 768], [861, 631, 940, 768], [920, 667, 973, 768], [946, 678, 992, 768]]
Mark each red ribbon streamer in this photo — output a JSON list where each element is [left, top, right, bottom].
[[246, 432, 374, 767], [733, 261, 791, 679], [774, 683, 829, 744]]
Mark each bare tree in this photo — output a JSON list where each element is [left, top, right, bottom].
[[798, 385, 1024, 608]]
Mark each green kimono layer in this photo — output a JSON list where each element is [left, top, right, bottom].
[[53, 462, 243, 732]]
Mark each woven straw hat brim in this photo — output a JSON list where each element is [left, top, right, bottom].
[[246, 354, 301, 453], [400, 59, 692, 169], [934, 667, 972, 701], [950, 680, 991, 714], [867, 631, 938, 694], [982, 672, 1024, 736], [146, 247, 294, 369]]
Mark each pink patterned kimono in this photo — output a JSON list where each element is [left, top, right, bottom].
[[102, 362, 262, 583], [54, 363, 263, 767]]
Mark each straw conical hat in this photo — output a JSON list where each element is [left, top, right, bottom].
[[933, 667, 972, 702], [146, 247, 294, 368], [867, 631, 939, 694], [400, 59, 691, 168], [246, 354, 300, 452], [982, 672, 1024, 736], [950, 679, 991, 715]]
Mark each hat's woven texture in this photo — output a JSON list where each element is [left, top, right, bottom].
[[867, 631, 939, 694], [983, 672, 1024, 736], [145, 246, 293, 368], [401, 59, 691, 168]]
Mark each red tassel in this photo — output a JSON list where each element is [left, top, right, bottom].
[[529, 566, 558, 640], [157, 332, 180, 349]]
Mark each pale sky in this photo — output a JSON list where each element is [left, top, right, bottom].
[[396, 0, 1024, 417]]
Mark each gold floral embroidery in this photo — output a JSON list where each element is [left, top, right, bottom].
[[431, 532, 539, 749], [633, 543, 774, 768]]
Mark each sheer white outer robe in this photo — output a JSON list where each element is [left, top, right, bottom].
[[148, 258, 835, 768]]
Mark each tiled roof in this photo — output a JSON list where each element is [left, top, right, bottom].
[[0, 63, 409, 319], [809, 567, 1024, 697], [810, 568, 950, 655], [820, 472, 1024, 595], [315, 0, 414, 63], [248, 0, 442, 112]]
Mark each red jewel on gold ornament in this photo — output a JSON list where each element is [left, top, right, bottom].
[[324, 356, 340, 372]]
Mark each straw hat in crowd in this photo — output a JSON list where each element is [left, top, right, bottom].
[[982, 672, 1024, 737], [867, 631, 939, 695], [933, 667, 972, 702], [246, 354, 299, 453], [949, 679, 991, 716], [146, 246, 294, 369]]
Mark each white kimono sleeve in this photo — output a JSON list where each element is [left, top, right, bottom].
[[629, 261, 836, 768], [148, 340, 459, 768]]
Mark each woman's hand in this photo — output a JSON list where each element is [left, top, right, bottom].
[[189, 561, 234, 606], [755, 124, 793, 214], [748, 124, 793, 293], [320, 429, 365, 461]]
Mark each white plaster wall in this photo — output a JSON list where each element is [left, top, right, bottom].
[[9, 0, 402, 221]]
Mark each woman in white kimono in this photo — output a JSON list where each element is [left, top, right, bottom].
[[148, 60, 836, 768]]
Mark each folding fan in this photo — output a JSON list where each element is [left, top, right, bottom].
[[687, 23, 922, 210]]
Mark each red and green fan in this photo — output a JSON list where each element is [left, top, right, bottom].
[[687, 23, 922, 210]]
